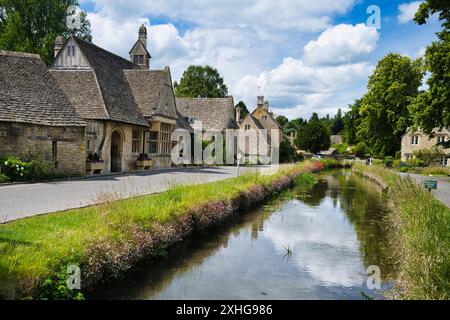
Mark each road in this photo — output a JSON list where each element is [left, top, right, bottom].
[[397, 172, 450, 208], [0, 166, 269, 223]]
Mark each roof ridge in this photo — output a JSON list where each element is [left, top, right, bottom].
[[72, 36, 138, 68], [0, 50, 41, 59]]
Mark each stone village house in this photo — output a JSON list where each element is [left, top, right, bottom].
[[49, 25, 179, 174], [401, 128, 450, 166], [0, 51, 86, 175], [0, 25, 181, 175]]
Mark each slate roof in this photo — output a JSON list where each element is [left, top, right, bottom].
[[124, 69, 177, 119], [0, 51, 85, 127], [176, 97, 238, 131], [62, 36, 148, 127]]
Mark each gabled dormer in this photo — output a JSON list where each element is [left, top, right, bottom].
[[51, 36, 91, 70], [129, 24, 151, 69]]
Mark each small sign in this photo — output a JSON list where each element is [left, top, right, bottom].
[[424, 180, 438, 190]]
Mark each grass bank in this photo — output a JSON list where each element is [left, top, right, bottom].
[[354, 164, 450, 300], [0, 162, 325, 300]]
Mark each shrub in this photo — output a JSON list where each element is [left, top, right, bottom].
[[413, 148, 445, 167], [333, 143, 349, 155], [0, 156, 28, 181], [399, 166, 409, 173], [353, 142, 370, 158], [384, 156, 394, 168], [0, 172, 10, 183]]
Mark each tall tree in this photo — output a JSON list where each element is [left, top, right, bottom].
[[358, 53, 423, 157], [331, 109, 344, 135], [411, 0, 450, 144], [235, 101, 249, 120], [276, 115, 289, 129], [174, 65, 228, 98], [342, 100, 362, 145], [295, 113, 331, 154], [0, 0, 92, 64]]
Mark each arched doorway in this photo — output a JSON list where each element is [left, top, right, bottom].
[[110, 130, 123, 173]]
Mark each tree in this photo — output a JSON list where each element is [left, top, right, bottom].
[[276, 115, 289, 129], [342, 100, 362, 145], [0, 0, 92, 64], [413, 148, 445, 167], [352, 142, 370, 158], [411, 0, 450, 146], [174, 65, 228, 98], [235, 101, 249, 120], [358, 53, 423, 157], [295, 113, 331, 154], [279, 140, 295, 163], [331, 109, 344, 135]]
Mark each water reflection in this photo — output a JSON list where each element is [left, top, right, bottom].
[[91, 171, 393, 300]]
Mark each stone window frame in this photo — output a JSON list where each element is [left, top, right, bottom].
[[131, 129, 142, 154], [437, 135, 447, 144], [441, 156, 449, 166], [146, 131, 158, 155], [411, 135, 420, 146], [262, 116, 268, 122], [159, 123, 172, 156], [245, 125, 251, 130]]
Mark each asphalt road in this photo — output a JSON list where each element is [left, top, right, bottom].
[[397, 172, 450, 208], [0, 166, 267, 223]]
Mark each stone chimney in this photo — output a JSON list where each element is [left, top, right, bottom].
[[236, 106, 241, 123], [54, 36, 65, 58], [257, 96, 264, 109], [264, 100, 270, 111], [139, 24, 147, 48]]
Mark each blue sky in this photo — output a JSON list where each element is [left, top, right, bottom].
[[79, 0, 440, 120]]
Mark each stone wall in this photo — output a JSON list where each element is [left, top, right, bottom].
[[0, 122, 86, 175]]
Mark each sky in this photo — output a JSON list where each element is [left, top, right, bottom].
[[78, 0, 440, 120]]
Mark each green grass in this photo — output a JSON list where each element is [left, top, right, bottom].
[[0, 162, 317, 299], [354, 164, 450, 300]]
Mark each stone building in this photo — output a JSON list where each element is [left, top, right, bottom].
[[50, 25, 179, 173], [0, 51, 86, 175], [401, 128, 450, 166], [236, 96, 284, 157]]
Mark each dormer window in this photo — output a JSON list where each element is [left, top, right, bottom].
[[133, 55, 144, 65], [411, 136, 419, 145], [262, 116, 268, 122], [67, 45, 76, 57], [245, 125, 251, 130]]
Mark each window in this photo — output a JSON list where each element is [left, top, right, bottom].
[[132, 130, 142, 154], [437, 136, 446, 144], [245, 125, 251, 130], [67, 45, 76, 57], [147, 131, 158, 154], [441, 157, 448, 166], [160, 123, 172, 155], [411, 136, 419, 145], [133, 55, 144, 64], [262, 116, 268, 122]]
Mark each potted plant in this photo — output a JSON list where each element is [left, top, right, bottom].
[[86, 152, 105, 175], [136, 153, 153, 171]]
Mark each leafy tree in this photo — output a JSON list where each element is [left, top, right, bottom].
[[331, 109, 344, 135], [174, 65, 228, 98], [412, 148, 445, 167], [342, 100, 363, 145], [295, 113, 331, 154], [411, 0, 450, 147], [0, 0, 92, 64], [352, 142, 370, 158], [276, 115, 289, 129], [358, 53, 423, 157], [279, 140, 295, 163], [235, 101, 249, 120]]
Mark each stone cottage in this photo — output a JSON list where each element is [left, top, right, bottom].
[[0, 51, 86, 175], [49, 25, 179, 173], [236, 96, 284, 158], [401, 128, 450, 166]]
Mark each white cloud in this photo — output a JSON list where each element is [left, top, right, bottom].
[[303, 24, 379, 66], [398, 1, 422, 24]]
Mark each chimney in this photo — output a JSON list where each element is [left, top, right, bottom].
[[264, 100, 270, 111], [236, 106, 241, 123], [54, 36, 65, 58], [257, 96, 264, 109], [139, 24, 148, 48]]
